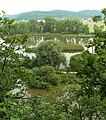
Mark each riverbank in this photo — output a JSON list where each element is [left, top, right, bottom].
[[25, 44, 84, 53], [28, 33, 95, 37]]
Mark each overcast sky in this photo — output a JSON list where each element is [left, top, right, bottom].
[[0, 0, 106, 15]]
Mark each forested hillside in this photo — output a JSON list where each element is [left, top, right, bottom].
[[5, 10, 102, 20]]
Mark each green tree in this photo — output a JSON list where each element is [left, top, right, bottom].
[[33, 40, 66, 68], [69, 8, 106, 99], [93, 24, 104, 34], [43, 17, 56, 33], [92, 15, 101, 22], [66, 8, 106, 119], [38, 20, 44, 33], [55, 18, 89, 34], [101, 8, 106, 25], [0, 17, 29, 119], [25, 65, 60, 89], [29, 19, 40, 33], [10, 21, 30, 34]]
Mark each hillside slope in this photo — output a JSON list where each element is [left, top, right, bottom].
[[5, 10, 102, 20]]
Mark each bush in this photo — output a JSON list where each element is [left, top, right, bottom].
[[32, 65, 55, 77], [47, 73, 60, 86], [25, 66, 59, 89]]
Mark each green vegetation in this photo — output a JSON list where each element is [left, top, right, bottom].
[[24, 66, 60, 89], [61, 44, 84, 52], [0, 17, 29, 119], [25, 44, 84, 53], [31, 40, 66, 68], [84, 21, 106, 33], [1, 17, 90, 34], [1, 8, 106, 120]]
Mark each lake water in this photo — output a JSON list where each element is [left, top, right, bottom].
[[27, 35, 92, 47], [1, 35, 94, 66], [22, 35, 94, 65]]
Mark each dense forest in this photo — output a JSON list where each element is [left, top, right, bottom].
[[0, 17, 89, 34], [0, 8, 106, 120]]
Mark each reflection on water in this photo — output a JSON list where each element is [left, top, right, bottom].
[[15, 35, 94, 63], [27, 35, 93, 47], [64, 52, 81, 66], [23, 35, 94, 65]]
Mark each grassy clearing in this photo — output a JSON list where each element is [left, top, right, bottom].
[[61, 44, 84, 52], [27, 83, 65, 100], [27, 72, 79, 100]]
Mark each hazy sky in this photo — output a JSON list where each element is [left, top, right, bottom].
[[0, 0, 106, 15]]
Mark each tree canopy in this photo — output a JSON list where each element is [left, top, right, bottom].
[[0, 17, 90, 35], [68, 8, 106, 119], [33, 40, 66, 68]]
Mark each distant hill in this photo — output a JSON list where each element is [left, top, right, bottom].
[[5, 10, 102, 20]]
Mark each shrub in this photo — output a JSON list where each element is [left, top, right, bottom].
[[25, 66, 59, 89], [47, 73, 60, 86]]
